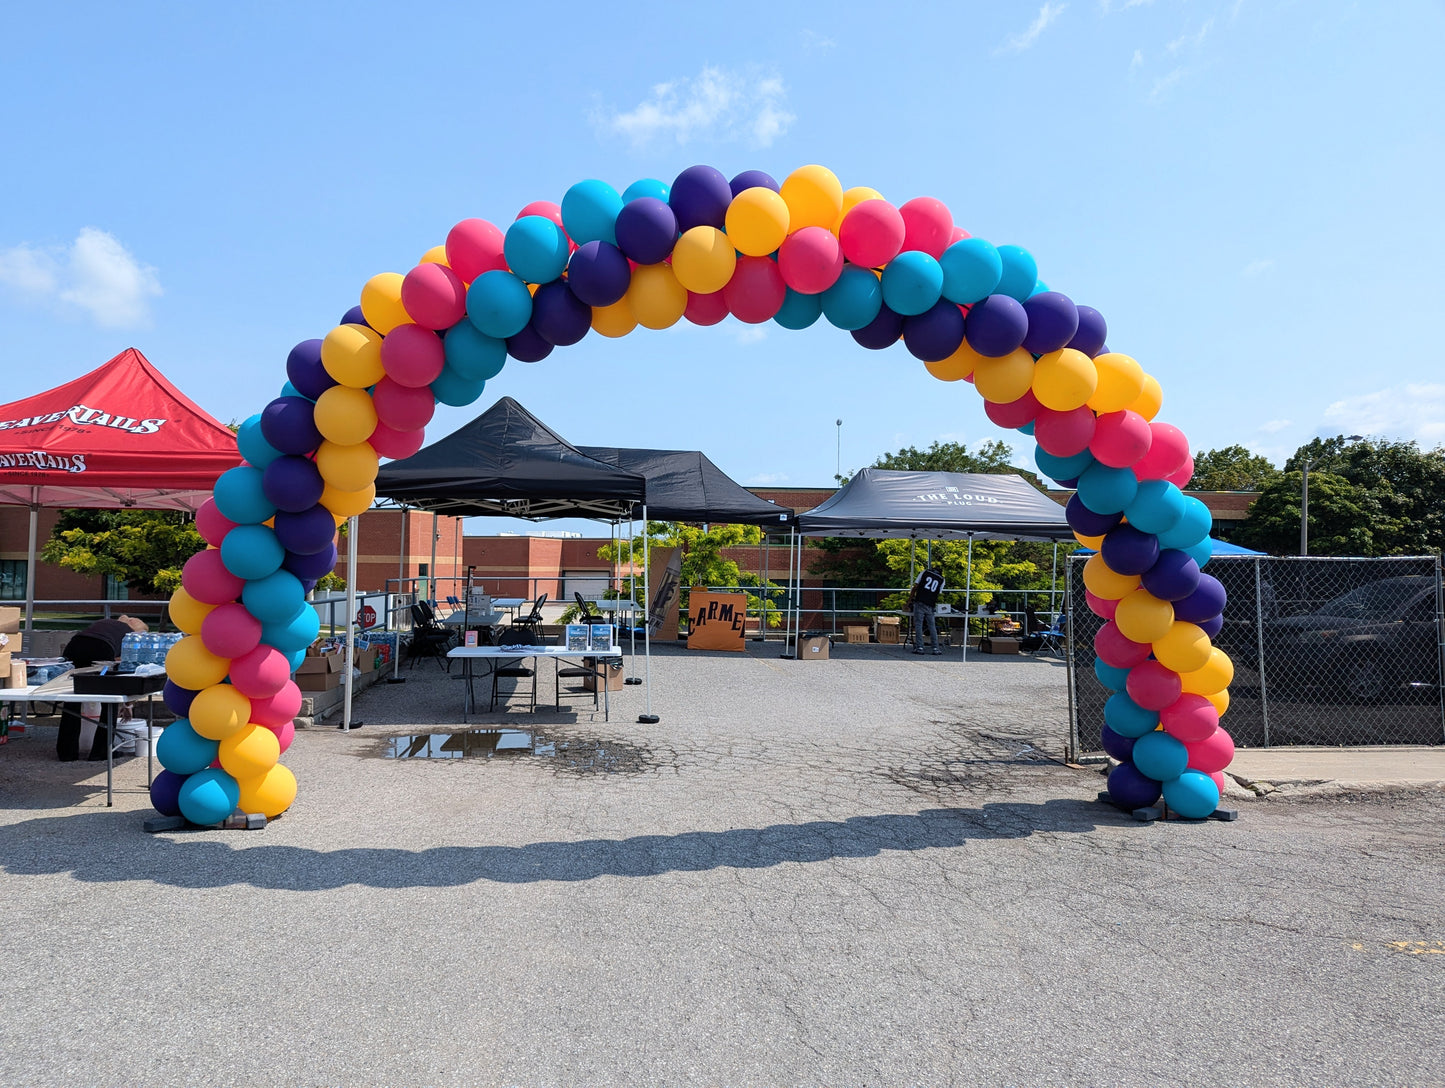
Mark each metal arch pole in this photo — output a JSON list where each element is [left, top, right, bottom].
[[24, 490, 39, 635], [341, 514, 359, 731], [639, 503, 658, 724]]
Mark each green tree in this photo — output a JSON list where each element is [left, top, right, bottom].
[[1188, 445, 1279, 491], [41, 510, 202, 596]]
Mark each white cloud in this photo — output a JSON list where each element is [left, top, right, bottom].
[[0, 228, 160, 328], [733, 326, 768, 346], [1242, 258, 1274, 277], [600, 66, 795, 149], [1149, 66, 1186, 100], [748, 471, 790, 485], [996, 3, 1068, 54], [801, 29, 836, 52], [1167, 18, 1214, 53], [1100, 0, 1154, 12], [1130, 49, 1145, 70], [1322, 384, 1445, 447], [1258, 419, 1292, 434]]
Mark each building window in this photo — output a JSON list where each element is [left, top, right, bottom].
[[0, 560, 25, 601], [104, 574, 129, 601]]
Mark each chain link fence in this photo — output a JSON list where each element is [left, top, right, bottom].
[[1069, 554, 1445, 754]]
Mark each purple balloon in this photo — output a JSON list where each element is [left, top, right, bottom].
[[300, 578, 319, 595], [262, 455, 325, 514], [1066, 493, 1123, 537], [1068, 305, 1108, 357], [730, 169, 780, 195], [1140, 549, 1202, 602], [273, 504, 337, 556], [851, 305, 905, 350], [1100, 525, 1160, 576], [260, 396, 323, 456], [567, 241, 631, 307], [1021, 291, 1080, 355], [506, 320, 554, 363], [1199, 614, 1225, 639], [283, 541, 338, 581], [669, 164, 732, 232], [903, 299, 967, 361], [149, 769, 186, 817], [285, 339, 336, 401], [163, 680, 198, 717], [529, 280, 591, 347], [614, 197, 677, 265], [964, 293, 1029, 357], [340, 305, 370, 328], [1100, 724, 1136, 763], [1174, 572, 1227, 623], [1107, 761, 1163, 808]]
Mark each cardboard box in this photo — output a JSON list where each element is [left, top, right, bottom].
[[798, 634, 830, 659], [0, 630, 21, 654], [841, 624, 870, 644], [982, 636, 1021, 655], [582, 658, 626, 691], [874, 617, 901, 644], [297, 649, 343, 675], [353, 646, 378, 673], [296, 668, 342, 692], [0, 607, 19, 635]]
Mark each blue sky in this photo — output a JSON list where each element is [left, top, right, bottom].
[[2, 1, 1441, 535]]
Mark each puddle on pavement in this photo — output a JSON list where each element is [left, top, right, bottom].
[[381, 730, 657, 775]]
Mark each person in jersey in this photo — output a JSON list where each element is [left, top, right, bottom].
[[908, 566, 944, 656]]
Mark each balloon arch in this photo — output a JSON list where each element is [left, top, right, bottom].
[[153, 164, 1235, 824]]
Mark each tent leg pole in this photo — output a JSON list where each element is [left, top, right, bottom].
[[962, 534, 974, 662], [639, 504, 658, 724], [780, 528, 797, 658], [624, 517, 641, 684], [341, 515, 360, 730], [24, 496, 39, 635], [389, 506, 406, 683]]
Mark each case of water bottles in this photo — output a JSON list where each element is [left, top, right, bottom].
[[120, 630, 181, 670]]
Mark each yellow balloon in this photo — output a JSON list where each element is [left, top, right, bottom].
[[627, 263, 688, 330], [724, 187, 790, 256], [313, 386, 379, 447], [1204, 688, 1231, 716], [780, 164, 843, 232], [219, 723, 281, 779], [165, 635, 230, 690], [419, 244, 449, 266], [925, 340, 987, 383], [1114, 588, 1176, 644], [321, 323, 385, 389], [237, 762, 297, 819], [1088, 352, 1145, 413], [315, 440, 380, 492], [670, 226, 738, 293], [189, 683, 252, 741], [1152, 620, 1213, 673], [1126, 373, 1164, 421], [971, 348, 1036, 404], [1082, 553, 1141, 600], [833, 186, 884, 233], [320, 481, 375, 519], [169, 587, 215, 635], [591, 298, 637, 338], [1074, 531, 1106, 550], [1032, 348, 1098, 411], [359, 272, 409, 335], [1180, 648, 1235, 696]]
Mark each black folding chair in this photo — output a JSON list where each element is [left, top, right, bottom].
[[574, 592, 604, 624], [407, 604, 456, 670], [491, 625, 539, 712], [511, 594, 548, 640]]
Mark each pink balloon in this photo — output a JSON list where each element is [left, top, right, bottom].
[[229, 645, 291, 699], [379, 323, 446, 388], [1134, 422, 1190, 480], [372, 377, 436, 433], [1090, 410, 1153, 468], [182, 549, 245, 606], [1160, 693, 1219, 743], [1034, 406, 1097, 457], [1094, 621, 1152, 669], [401, 263, 466, 330], [1085, 590, 1119, 619], [898, 197, 953, 258], [1165, 454, 1195, 489], [838, 200, 905, 269], [369, 422, 426, 461], [516, 200, 563, 226], [684, 290, 729, 326], [196, 498, 237, 549], [1186, 726, 1236, 774], [949, 225, 972, 245], [201, 602, 263, 659], [444, 219, 506, 283], [723, 256, 786, 324], [1208, 770, 1227, 798], [264, 717, 296, 754], [984, 389, 1041, 430], [250, 681, 302, 728], [778, 226, 844, 294], [1126, 659, 1183, 711]]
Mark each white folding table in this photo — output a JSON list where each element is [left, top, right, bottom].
[[447, 645, 623, 722]]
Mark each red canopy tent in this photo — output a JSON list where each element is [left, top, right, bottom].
[[0, 347, 242, 632]]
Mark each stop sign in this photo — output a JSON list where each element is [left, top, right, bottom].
[[357, 604, 377, 629]]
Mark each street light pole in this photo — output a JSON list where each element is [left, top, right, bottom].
[[835, 419, 842, 482]]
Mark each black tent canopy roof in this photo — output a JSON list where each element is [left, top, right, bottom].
[[577, 446, 791, 526]]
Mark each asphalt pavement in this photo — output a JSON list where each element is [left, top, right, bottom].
[[1, 640, 1441, 1088]]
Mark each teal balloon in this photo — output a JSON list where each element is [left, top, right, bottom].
[[1094, 658, 1130, 691], [821, 265, 884, 330], [1157, 495, 1212, 550], [561, 179, 623, 247], [285, 647, 307, 673], [220, 524, 284, 581], [1028, 279, 1051, 297], [623, 178, 669, 203], [1132, 730, 1189, 782], [504, 215, 570, 284], [444, 321, 507, 382], [1163, 770, 1221, 818], [242, 569, 305, 624], [213, 466, 276, 525], [1183, 535, 1213, 569], [939, 239, 1003, 304], [1035, 445, 1096, 484], [773, 288, 823, 330], [1076, 463, 1139, 515], [156, 719, 219, 776], [466, 270, 533, 339], [279, 381, 313, 403], [430, 365, 486, 407], [1104, 692, 1160, 738], [178, 767, 240, 826], [1125, 480, 1186, 536], [995, 244, 1038, 301], [236, 415, 281, 469], [880, 251, 943, 316], [261, 602, 320, 653]]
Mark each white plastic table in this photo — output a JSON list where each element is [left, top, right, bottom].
[[447, 645, 622, 722], [0, 685, 159, 806]]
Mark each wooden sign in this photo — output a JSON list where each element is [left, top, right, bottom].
[[687, 589, 747, 652]]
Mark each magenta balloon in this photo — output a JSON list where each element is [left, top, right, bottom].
[[898, 197, 953, 259], [984, 390, 1042, 430], [777, 227, 844, 295], [250, 681, 302, 728], [669, 164, 732, 232], [230, 645, 291, 699], [400, 263, 466, 330], [1126, 660, 1183, 711], [195, 498, 236, 548], [1090, 410, 1153, 468], [964, 294, 1029, 357], [839, 200, 905, 269], [1160, 693, 1219, 743], [200, 602, 263, 659], [1185, 727, 1236, 774], [530, 280, 591, 346], [1134, 422, 1191, 480], [372, 377, 436, 433], [379, 323, 446, 388], [1034, 406, 1097, 458], [902, 299, 967, 361], [1094, 621, 1153, 669], [566, 241, 631, 307], [369, 422, 425, 461], [182, 549, 245, 605], [264, 718, 296, 754]]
